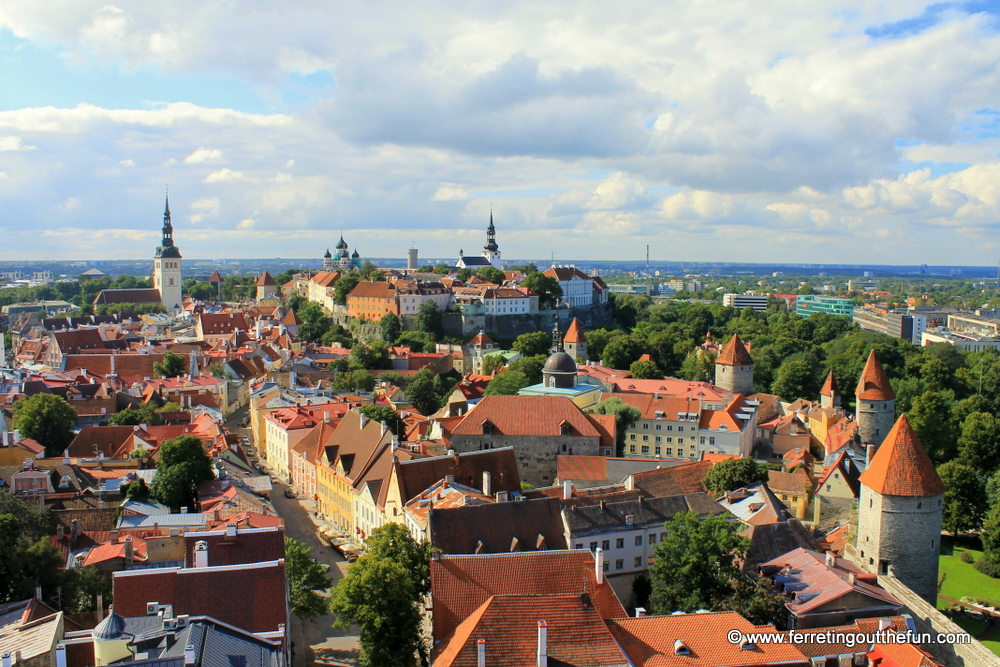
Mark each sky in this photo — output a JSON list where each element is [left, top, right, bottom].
[[2, 2, 1000, 265]]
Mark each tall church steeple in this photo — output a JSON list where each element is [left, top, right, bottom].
[[481, 209, 501, 270], [153, 191, 182, 313]]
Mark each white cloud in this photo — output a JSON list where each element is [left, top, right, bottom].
[[0, 136, 35, 151], [119, 158, 134, 166], [183, 147, 223, 164], [203, 168, 247, 183], [431, 185, 470, 201]]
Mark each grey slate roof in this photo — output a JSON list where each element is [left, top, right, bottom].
[[562, 492, 726, 536]]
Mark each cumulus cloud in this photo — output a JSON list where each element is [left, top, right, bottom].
[[203, 168, 247, 183], [184, 148, 223, 164], [431, 185, 470, 201], [0, 136, 35, 151]]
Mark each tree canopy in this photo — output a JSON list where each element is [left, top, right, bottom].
[[285, 537, 331, 621], [589, 397, 641, 457], [153, 350, 186, 379], [12, 394, 78, 457], [483, 370, 530, 396], [149, 435, 214, 510], [701, 458, 770, 497]]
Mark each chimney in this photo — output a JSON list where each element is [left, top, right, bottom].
[[55, 645, 66, 667], [445, 474, 455, 484], [825, 551, 836, 568], [595, 547, 604, 585], [56, 524, 64, 541], [625, 475, 635, 491], [96, 594, 103, 620], [536, 621, 548, 667], [879, 618, 893, 631], [35, 585, 42, 600], [848, 572, 857, 585], [226, 522, 237, 538], [359, 414, 368, 429], [866, 444, 875, 466], [110, 530, 119, 544], [184, 644, 196, 666], [194, 540, 209, 568], [635, 607, 647, 617], [124, 537, 134, 567], [477, 639, 486, 667], [562, 481, 573, 500], [381, 421, 388, 436], [324, 411, 330, 423], [2, 653, 11, 667], [482, 471, 492, 497]]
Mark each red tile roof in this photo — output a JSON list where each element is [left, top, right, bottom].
[[348, 281, 397, 299], [255, 271, 277, 286], [451, 395, 601, 438], [820, 370, 838, 396], [394, 448, 521, 504], [856, 349, 895, 401], [716, 334, 753, 366], [543, 266, 591, 281], [182, 526, 285, 567], [556, 455, 607, 481], [430, 550, 626, 642], [433, 594, 629, 667], [199, 312, 251, 336], [564, 318, 585, 343], [607, 612, 808, 667], [630, 461, 713, 497], [112, 560, 287, 633], [859, 414, 945, 496], [281, 309, 302, 326]]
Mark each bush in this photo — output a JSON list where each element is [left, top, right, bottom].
[[974, 556, 1000, 578], [938, 571, 947, 592], [960, 550, 974, 564]]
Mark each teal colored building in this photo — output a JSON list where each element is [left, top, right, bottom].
[[796, 295, 854, 318]]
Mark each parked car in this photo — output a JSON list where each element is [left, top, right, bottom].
[[284, 489, 295, 499]]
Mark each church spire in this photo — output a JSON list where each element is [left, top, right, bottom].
[[484, 209, 498, 252], [161, 192, 174, 248]]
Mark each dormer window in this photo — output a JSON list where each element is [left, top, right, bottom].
[[561, 423, 572, 436], [482, 421, 493, 436], [673, 640, 690, 655]]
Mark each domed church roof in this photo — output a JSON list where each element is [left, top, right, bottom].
[[543, 351, 578, 374], [93, 607, 127, 640], [336, 235, 349, 250]]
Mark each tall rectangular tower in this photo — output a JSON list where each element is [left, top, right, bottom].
[[153, 196, 183, 312]]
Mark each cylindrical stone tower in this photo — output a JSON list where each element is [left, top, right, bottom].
[[714, 333, 754, 395], [855, 349, 896, 448]]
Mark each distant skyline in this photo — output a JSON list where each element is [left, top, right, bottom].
[[2, 2, 1000, 264]]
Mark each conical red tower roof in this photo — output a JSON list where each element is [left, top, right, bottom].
[[208, 270, 222, 284], [820, 370, 838, 396], [564, 318, 585, 343], [281, 309, 302, 326], [716, 334, 753, 366], [855, 349, 895, 401], [858, 414, 944, 496], [255, 271, 277, 287]]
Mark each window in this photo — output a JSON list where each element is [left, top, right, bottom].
[[629, 445, 636, 454], [643, 423, 649, 430], [709, 437, 715, 445], [678, 426, 684, 432], [661, 532, 667, 542], [649, 533, 657, 544], [917, 501, 922, 509], [667, 425, 672, 431], [655, 447, 661, 455], [655, 424, 661, 430], [589, 541, 598, 551], [642, 435, 649, 442], [603, 561, 609, 572], [665, 448, 672, 456], [826, 484, 832, 492], [666, 437, 673, 443], [616, 559, 624, 570], [700, 437, 706, 444], [655, 436, 661, 443], [602, 540, 610, 550], [630, 434, 637, 441], [678, 438, 684, 444], [635, 535, 642, 546], [634, 556, 642, 567], [677, 449, 683, 456], [641, 445, 649, 454]]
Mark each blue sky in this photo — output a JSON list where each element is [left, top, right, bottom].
[[1, 1, 1000, 264]]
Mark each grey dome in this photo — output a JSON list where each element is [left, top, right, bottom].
[[323, 248, 332, 259], [93, 608, 126, 640], [543, 351, 577, 374]]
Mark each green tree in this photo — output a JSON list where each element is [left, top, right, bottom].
[[149, 435, 214, 510], [476, 267, 506, 284], [523, 273, 563, 308], [12, 394, 78, 457], [0, 492, 61, 605], [329, 525, 430, 667], [979, 504, 1000, 577], [405, 369, 441, 415], [955, 393, 994, 425], [771, 359, 819, 401], [507, 355, 547, 385], [108, 405, 163, 427], [512, 331, 551, 357], [483, 371, 530, 396], [589, 397, 641, 456], [286, 537, 332, 621], [297, 302, 332, 343], [602, 335, 646, 370], [938, 461, 987, 534], [908, 391, 958, 464], [153, 351, 186, 379], [701, 458, 770, 496], [417, 301, 443, 339], [680, 350, 716, 383], [60, 566, 112, 613], [335, 274, 361, 305], [649, 510, 749, 614], [481, 354, 506, 376], [379, 313, 402, 345], [629, 359, 662, 379], [157, 401, 185, 414], [358, 405, 404, 435], [958, 412, 1000, 471], [350, 341, 392, 370]]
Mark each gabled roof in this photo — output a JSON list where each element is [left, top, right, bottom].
[[859, 414, 945, 496], [564, 318, 585, 343], [281, 309, 302, 326], [429, 496, 568, 555], [451, 396, 601, 438], [543, 266, 591, 281], [432, 594, 630, 667], [348, 281, 397, 299], [607, 611, 806, 667], [716, 334, 753, 366], [430, 550, 626, 642], [629, 461, 713, 497], [855, 349, 895, 401], [182, 525, 285, 567], [395, 448, 521, 504]]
